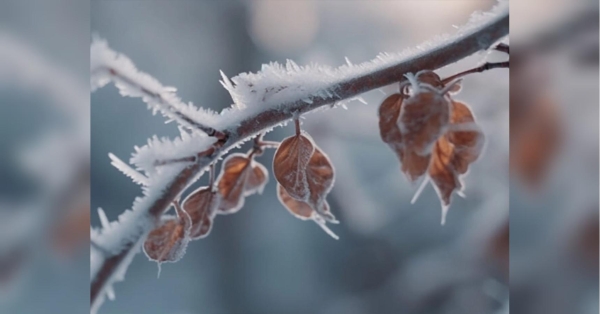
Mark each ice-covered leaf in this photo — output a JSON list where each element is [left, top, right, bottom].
[[216, 153, 269, 214], [277, 184, 338, 239], [399, 75, 451, 155], [378, 93, 404, 145], [273, 133, 315, 201], [273, 132, 335, 218], [143, 205, 191, 264], [305, 146, 335, 216], [245, 162, 269, 195], [181, 187, 219, 239], [378, 93, 431, 182]]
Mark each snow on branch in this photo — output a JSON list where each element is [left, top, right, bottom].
[[91, 2, 508, 312], [90, 39, 225, 138]]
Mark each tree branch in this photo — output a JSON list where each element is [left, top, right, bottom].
[[91, 9, 508, 311]]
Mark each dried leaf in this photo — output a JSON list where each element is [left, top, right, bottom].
[[143, 206, 191, 264], [273, 133, 315, 201], [446, 101, 484, 174], [399, 89, 450, 155], [401, 150, 431, 182], [277, 184, 338, 239], [378, 93, 403, 145], [378, 93, 430, 182], [305, 147, 335, 215], [216, 153, 269, 214], [429, 137, 461, 224], [415, 70, 444, 88], [182, 187, 219, 239], [245, 161, 269, 195]]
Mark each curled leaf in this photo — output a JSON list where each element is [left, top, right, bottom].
[[277, 184, 338, 239], [216, 153, 269, 214], [181, 187, 220, 239], [273, 133, 315, 201], [143, 206, 191, 264]]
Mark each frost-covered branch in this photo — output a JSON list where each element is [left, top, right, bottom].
[[90, 40, 226, 139], [91, 4, 508, 312]]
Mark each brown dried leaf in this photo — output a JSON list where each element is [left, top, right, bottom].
[[277, 184, 338, 239], [245, 161, 269, 195], [216, 153, 269, 214], [446, 101, 485, 174], [399, 90, 450, 155], [217, 154, 251, 213], [273, 133, 315, 201], [305, 147, 335, 215], [415, 70, 444, 88], [143, 206, 191, 264], [401, 150, 431, 182], [182, 187, 219, 239], [378, 93, 430, 182], [429, 137, 461, 224], [378, 93, 403, 145]]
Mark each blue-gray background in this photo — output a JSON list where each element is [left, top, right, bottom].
[[91, 1, 509, 314]]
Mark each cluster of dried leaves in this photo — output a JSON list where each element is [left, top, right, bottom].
[[141, 61, 510, 266], [378, 70, 485, 224], [143, 149, 269, 265], [142, 128, 341, 266]]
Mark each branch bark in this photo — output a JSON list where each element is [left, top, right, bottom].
[[91, 10, 508, 311]]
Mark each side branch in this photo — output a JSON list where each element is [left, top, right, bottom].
[[91, 9, 508, 310], [103, 67, 227, 139], [441, 61, 509, 84]]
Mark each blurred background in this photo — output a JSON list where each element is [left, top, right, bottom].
[[510, 1, 598, 314], [91, 1, 508, 314], [0, 0, 90, 313]]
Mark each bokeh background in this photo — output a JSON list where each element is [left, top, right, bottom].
[[0, 0, 90, 313], [91, 1, 508, 314], [510, 1, 598, 314]]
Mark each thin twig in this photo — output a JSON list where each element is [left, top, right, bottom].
[[91, 10, 508, 310], [494, 43, 510, 54], [106, 67, 228, 140], [441, 61, 509, 84], [208, 164, 215, 188], [294, 118, 301, 136], [257, 141, 280, 149]]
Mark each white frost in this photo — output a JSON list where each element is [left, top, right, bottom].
[[109, 153, 149, 186]]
